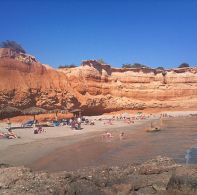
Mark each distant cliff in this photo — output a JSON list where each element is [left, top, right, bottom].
[[0, 56, 197, 115]]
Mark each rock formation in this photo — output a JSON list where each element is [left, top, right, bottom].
[[1, 156, 197, 195], [0, 54, 197, 115], [0, 48, 37, 64]]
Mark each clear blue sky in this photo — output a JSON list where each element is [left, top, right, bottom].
[[1, 0, 197, 68]]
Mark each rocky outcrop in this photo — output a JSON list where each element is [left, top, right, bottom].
[[0, 57, 197, 115], [1, 156, 197, 195], [0, 48, 38, 64]]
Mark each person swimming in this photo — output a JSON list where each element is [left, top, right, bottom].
[[119, 132, 125, 140], [102, 131, 113, 140]]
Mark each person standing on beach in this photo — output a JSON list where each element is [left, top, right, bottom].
[[69, 118, 73, 127], [77, 117, 81, 129], [7, 118, 11, 130]]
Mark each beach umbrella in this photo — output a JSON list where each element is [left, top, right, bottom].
[[70, 109, 81, 117], [0, 106, 22, 119], [23, 107, 46, 121]]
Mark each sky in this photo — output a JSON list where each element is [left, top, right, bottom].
[[1, 0, 197, 68]]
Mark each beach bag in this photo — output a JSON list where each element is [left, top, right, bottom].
[[34, 129, 38, 134]]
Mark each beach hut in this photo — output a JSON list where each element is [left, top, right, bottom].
[[0, 106, 22, 119], [70, 109, 82, 118], [23, 107, 46, 121]]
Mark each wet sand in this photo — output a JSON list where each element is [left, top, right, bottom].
[[30, 116, 197, 172]]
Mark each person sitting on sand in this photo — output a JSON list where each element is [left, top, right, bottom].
[[6, 129, 17, 139], [34, 129, 38, 134], [90, 120, 95, 125], [37, 126, 45, 133]]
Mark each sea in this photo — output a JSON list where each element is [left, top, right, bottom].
[[31, 116, 197, 172]]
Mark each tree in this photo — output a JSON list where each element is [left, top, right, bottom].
[[97, 59, 106, 64], [58, 64, 77, 69], [122, 64, 133, 68], [156, 66, 165, 70], [178, 63, 190, 68], [0, 40, 26, 53], [122, 63, 149, 69]]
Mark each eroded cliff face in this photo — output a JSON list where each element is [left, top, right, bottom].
[[0, 58, 197, 115], [0, 58, 81, 111]]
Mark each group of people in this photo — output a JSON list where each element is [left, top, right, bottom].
[[68, 117, 95, 130], [33, 125, 46, 134], [0, 129, 18, 139], [32, 120, 46, 134], [84, 118, 95, 125], [100, 114, 151, 126], [68, 117, 82, 130]]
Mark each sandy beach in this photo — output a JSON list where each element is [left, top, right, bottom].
[[0, 114, 150, 166], [1, 110, 197, 172]]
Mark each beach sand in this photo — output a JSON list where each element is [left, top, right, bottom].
[[0, 111, 197, 172], [0, 115, 150, 165]]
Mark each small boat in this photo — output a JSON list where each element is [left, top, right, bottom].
[[146, 127, 161, 132], [146, 121, 161, 132]]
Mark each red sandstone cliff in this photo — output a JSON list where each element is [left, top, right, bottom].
[[0, 57, 197, 115]]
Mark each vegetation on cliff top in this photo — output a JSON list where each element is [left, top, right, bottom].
[[58, 61, 191, 70], [122, 63, 150, 69], [0, 40, 26, 54], [122, 62, 191, 69], [58, 64, 77, 69], [97, 58, 107, 64], [178, 63, 190, 68]]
